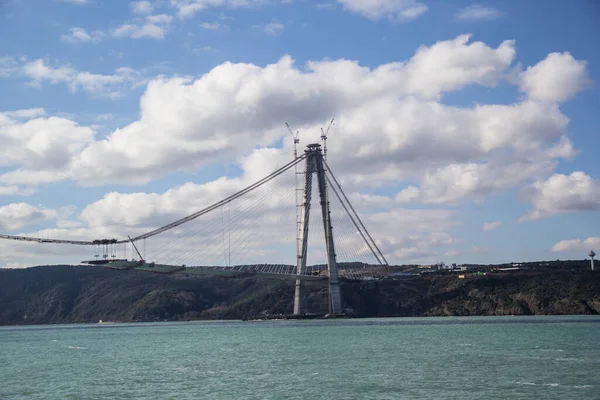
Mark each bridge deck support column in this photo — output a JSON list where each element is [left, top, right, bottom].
[[293, 280, 303, 315]]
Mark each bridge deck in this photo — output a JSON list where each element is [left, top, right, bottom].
[[95, 260, 387, 280]]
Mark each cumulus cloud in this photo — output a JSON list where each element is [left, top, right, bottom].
[[61, 27, 105, 43], [68, 35, 516, 186], [0, 109, 95, 187], [482, 221, 502, 231], [0, 35, 587, 199], [520, 52, 592, 103], [337, 0, 428, 21], [551, 237, 600, 253], [0, 111, 95, 170], [0, 203, 58, 231], [396, 158, 556, 205], [546, 136, 578, 159], [520, 172, 600, 221], [455, 4, 502, 21], [367, 208, 458, 263]]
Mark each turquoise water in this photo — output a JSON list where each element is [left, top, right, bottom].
[[1, 316, 598, 399]]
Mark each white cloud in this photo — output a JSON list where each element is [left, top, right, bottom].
[[18, 59, 142, 98], [58, 35, 521, 186], [112, 14, 174, 39], [0, 113, 94, 173], [396, 158, 556, 205], [131, 0, 154, 15], [455, 4, 502, 21], [147, 14, 174, 24], [264, 21, 284, 35], [61, 27, 105, 43], [0, 35, 587, 203], [546, 136, 577, 159], [551, 237, 600, 253], [60, 0, 88, 4], [365, 209, 459, 263], [0, 109, 96, 187], [0, 203, 58, 231], [482, 221, 502, 231], [520, 172, 600, 221], [336, 0, 428, 22], [520, 52, 592, 103], [403, 34, 515, 98]]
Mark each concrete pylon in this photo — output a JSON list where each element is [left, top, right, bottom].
[[293, 144, 342, 315]]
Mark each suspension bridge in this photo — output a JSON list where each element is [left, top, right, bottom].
[[0, 143, 389, 315]]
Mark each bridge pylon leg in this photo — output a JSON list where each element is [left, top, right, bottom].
[[293, 143, 343, 315], [315, 151, 342, 314], [294, 152, 314, 315]]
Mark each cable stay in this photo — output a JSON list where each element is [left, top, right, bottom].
[[127, 153, 306, 242], [323, 159, 389, 266]]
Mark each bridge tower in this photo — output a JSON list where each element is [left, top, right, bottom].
[[294, 143, 342, 315]]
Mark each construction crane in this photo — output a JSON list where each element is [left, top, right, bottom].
[[321, 118, 334, 162]]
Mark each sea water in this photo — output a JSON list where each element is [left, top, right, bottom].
[[0, 316, 598, 399]]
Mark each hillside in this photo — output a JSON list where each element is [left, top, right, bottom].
[[0, 266, 599, 325]]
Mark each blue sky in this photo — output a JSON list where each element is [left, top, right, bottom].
[[0, 0, 599, 268]]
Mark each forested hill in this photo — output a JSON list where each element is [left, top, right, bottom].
[[0, 265, 599, 325]]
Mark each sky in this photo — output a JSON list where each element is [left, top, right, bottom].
[[0, 0, 599, 268]]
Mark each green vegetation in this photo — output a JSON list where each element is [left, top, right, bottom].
[[0, 265, 598, 325]]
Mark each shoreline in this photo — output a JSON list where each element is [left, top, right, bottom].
[[2, 314, 600, 329]]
